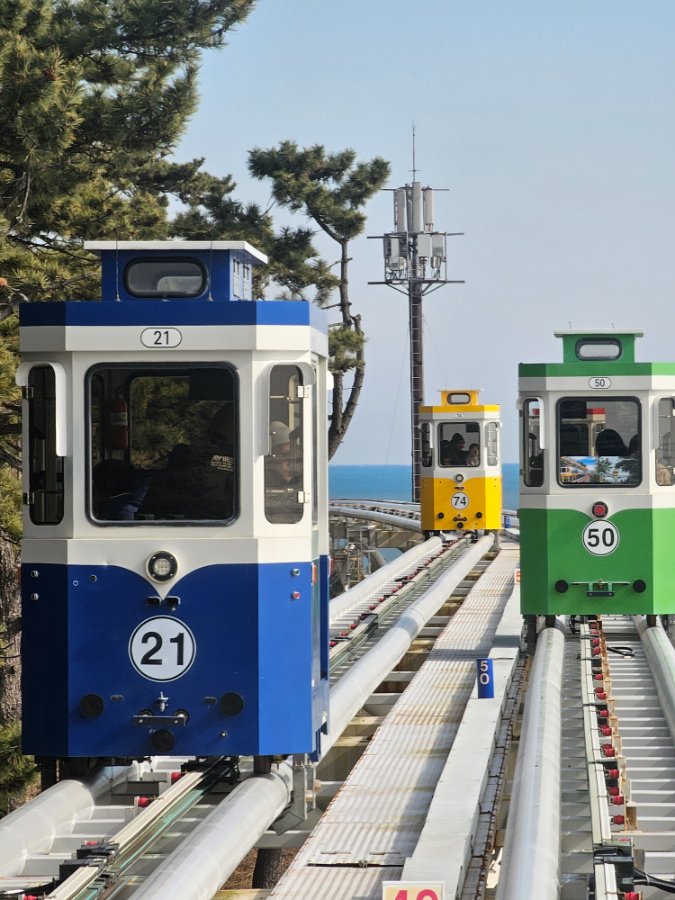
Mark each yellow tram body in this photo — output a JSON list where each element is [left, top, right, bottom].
[[419, 390, 502, 534]]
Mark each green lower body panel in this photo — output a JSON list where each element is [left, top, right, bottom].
[[520, 507, 675, 615]]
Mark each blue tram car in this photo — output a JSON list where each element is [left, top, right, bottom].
[[19, 241, 330, 760]]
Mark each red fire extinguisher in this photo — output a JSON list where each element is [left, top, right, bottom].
[[109, 390, 128, 451]]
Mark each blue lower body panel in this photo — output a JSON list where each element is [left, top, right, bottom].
[[22, 560, 329, 758]]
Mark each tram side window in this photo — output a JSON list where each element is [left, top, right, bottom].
[[656, 399, 675, 486], [523, 400, 544, 487], [28, 366, 64, 524], [438, 422, 480, 467], [88, 365, 237, 522], [485, 422, 499, 466], [312, 372, 318, 525], [421, 422, 433, 468], [90, 375, 105, 468], [558, 398, 640, 487], [265, 365, 304, 525]]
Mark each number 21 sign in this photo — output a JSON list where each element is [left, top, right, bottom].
[[382, 884, 444, 900]]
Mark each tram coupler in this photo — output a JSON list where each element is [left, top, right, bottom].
[[272, 754, 316, 835]]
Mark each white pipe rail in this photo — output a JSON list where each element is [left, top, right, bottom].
[[635, 616, 675, 744], [495, 623, 565, 900], [130, 535, 495, 900], [0, 761, 152, 876], [328, 534, 493, 746], [125, 765, 294, 900], [330, 535, 442, 621], [330, 504, 422, 532], [330, 499, 420, 509]]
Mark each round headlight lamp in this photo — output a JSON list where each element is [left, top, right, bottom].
[[147, 551, 178, 583]]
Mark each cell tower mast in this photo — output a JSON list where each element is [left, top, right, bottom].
[[369, 131, 463, 501]]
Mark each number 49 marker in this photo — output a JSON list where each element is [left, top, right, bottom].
[[382, 884, 445, 900]]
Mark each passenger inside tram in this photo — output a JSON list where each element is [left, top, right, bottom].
[[447, 433, 467, 464], [264, 420, 303, 523], [135, 403, 236, 520], [594, 428, 627, 458], [92, 459, 148, 520], [466, 443, 480, 466], [557, 399, 639, 485]]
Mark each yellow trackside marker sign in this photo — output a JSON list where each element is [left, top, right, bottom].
[[382, 884, 445, 900]]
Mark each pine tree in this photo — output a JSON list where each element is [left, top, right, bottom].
[[169, 171, 340, 306], [0, 0, 257, 734], [248, 143, 390, 457]]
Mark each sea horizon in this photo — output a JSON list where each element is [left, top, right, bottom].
[[329, 462, 520, 511]]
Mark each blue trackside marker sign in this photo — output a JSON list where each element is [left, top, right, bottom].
[[476, 658, 494, 698]]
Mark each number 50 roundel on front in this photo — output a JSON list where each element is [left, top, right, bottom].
[[129, 616, 196, 681], [582, 520, 619, 556]]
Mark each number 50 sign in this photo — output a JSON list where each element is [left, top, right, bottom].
[[382, 884, 444, 900]]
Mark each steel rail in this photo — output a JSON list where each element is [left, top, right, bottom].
[[329, 535, 442, 621], [0, 760, 157, 877], [4, 535, 494, 900], [1, 534, 462, 890], [45, 766, 216, 900], [328, 536, 468, 674], [495, 622, 565, 900], [328, 534, 493, 744], [329, 499, 420, 511], [118, 535, 496, 900]]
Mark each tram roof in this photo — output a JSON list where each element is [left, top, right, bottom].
[[553, 329, 644, 337], [85, 240, 268, 265]]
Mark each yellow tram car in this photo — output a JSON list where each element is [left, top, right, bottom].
[[419, 390, 502, 535]]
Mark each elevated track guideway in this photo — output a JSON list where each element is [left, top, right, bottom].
[[6, 503, 675, 900]]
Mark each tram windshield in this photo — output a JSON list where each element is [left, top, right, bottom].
[[88, 365, 237, 523], [438, 422, 480, 467], [124, 258, 206, 298], [557, 398, 640, 486]]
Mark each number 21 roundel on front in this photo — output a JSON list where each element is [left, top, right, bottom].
[[129, 616, 196, 681]]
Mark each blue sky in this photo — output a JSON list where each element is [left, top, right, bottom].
[[176, 1, 675, 464]]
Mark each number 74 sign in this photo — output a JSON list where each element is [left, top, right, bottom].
[[382, 884, 444, 900]]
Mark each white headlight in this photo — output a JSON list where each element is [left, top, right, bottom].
[[147, 551, 178, 583]]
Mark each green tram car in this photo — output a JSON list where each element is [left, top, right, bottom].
[[520, 329, 675, 616]]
